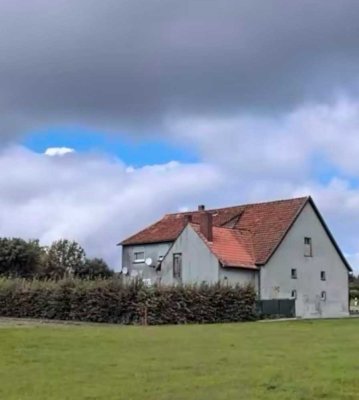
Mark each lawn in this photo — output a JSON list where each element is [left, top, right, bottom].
[[0, 318, 358, 400]]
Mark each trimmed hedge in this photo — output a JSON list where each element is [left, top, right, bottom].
[[0, 278, 257, 325]]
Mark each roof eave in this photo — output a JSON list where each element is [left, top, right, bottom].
[[221, 264, 259, 271], [261, 196, 310, 266], [118, 239, 176, 247]]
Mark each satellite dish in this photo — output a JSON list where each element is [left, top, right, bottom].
[[145, 258, 153, 267], [122, 267, 128, 275]]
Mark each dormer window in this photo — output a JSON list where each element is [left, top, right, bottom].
[[304, 237, 313, 257]]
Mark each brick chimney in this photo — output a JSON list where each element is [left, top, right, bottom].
[[200, 211, 213, 242]]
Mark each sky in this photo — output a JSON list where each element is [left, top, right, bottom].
[[1, 0, 359, 271]]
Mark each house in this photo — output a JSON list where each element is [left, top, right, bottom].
[[120, 196, 352, 318]]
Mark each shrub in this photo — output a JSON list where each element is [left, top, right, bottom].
[[0, 278, 257, 325]]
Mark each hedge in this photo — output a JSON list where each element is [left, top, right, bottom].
[[0, 278, 257, 325]]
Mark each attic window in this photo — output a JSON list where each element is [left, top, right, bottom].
[[134, 251, 145, 263], [304, 237, 313, 257]]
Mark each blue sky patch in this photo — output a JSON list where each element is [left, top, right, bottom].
[[23, 127, 199, 167]]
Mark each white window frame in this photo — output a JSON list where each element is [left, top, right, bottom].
[[133, 251, 145, 263]]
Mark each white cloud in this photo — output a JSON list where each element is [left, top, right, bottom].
[[45, 147, 75, 156], [0, 146, 220, 270], [168, 97, 359, 179], [2, 98, 359, 272]]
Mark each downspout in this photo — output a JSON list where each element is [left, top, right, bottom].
[[257, 266, 261, 300]]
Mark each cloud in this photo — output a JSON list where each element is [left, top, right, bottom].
[[168, 97, 359, 179], [1, 1, 359, 273], [0, 145, 220, 269], [45, 147, 75, 156], [1, 114, 359, 272], [1, 1, 359, 137]]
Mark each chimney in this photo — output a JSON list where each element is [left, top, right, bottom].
[[200, 212, 213, 242], [198, 204, 206, 211], [184, 214, 193, 226]]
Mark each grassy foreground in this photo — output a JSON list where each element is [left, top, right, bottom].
[[0, 319, 358, 400]]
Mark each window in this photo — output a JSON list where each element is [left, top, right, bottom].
[[173, 253, 182, 279], [320, 271, 326, 281], [321, 291, 327, 301], [134, 251, 145, 263], [291, 268, 297, 279], [291, 290, 297, 299], [304, 237, 313, 257], [158, 255, 164, 262]]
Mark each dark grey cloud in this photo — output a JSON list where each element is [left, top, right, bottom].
[[1, 0, 359, 137]]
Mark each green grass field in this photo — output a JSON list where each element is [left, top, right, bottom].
[[0, 318, 358, 400]]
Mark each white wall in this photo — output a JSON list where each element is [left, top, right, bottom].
[[161, 225, 220, 285], [218, 267, 258, 291], [260, 202, 350, 318], [161, 225, 259, 288], [122, 242, 172, 283]]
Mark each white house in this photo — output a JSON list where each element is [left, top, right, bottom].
[[120, 196, 351, 318]]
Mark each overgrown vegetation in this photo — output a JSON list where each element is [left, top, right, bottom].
[[0, 278, 256, 325], [0, 238, 113, 279]]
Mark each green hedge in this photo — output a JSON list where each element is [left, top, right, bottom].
[[0, 278, 257, 325]]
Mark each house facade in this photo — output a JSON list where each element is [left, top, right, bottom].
[[120, 197, 351, 318]]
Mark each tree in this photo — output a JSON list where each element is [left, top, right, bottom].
[[75, 258, 114, 280], [0, 238, 43, 278], [43, 239, 86, 279]]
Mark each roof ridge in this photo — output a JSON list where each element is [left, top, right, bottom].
[[165, 196, 310, 216]]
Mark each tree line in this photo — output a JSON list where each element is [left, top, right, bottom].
[[0, 238, 114, 280]]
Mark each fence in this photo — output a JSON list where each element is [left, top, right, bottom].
[[257, 299, 296, 318]]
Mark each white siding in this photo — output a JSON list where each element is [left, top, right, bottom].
[[161, 225, 259, 288], [122, 242, 172, 283], [260, 202, 349, 318], [219, 267, 258, 291], [161, 225, 219, 285]]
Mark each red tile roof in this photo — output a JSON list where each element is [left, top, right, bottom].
[[120, 196, 309, 267], [191, 224, 257, 269]]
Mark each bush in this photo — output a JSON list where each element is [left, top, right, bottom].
[[0, 278, 257, 325]]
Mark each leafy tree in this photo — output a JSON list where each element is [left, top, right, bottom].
[[75, 258, 114, 280], [0, 238, 43, 277], [43, 239, 86, 279]]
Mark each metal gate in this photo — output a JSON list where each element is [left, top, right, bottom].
[[257, 299, 296, 318]]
